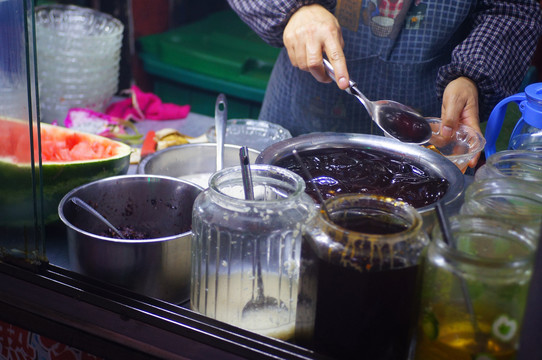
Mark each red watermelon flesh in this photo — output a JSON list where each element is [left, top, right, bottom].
[[0, 117, 131, 225], [0, 118, 123, 163]]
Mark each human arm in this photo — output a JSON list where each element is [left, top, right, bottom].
[[440, 77, 480, 167], [227, 0, 350, 89], [282, 4, 349, 89], [227, 0, 336, 47], [437, 0, 542, 139]]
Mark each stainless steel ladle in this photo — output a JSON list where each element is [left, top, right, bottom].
[[323, 59, 432, 144], [70, 196, 125, 239]]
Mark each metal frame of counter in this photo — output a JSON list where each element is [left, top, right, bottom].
[[0, 261, 327, 359]]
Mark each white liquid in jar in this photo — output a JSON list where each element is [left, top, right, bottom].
[[191, 272, 297, 341]]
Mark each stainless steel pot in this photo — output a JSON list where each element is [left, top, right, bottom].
[[58, 175, 202, 304], [137, 143, 260, 188], [255, 133, 465, 233]]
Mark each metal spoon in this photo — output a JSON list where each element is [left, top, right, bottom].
[[323, 59, 432, 144], [239, 146, 254, 200], [240, 147, 287, 318], [70, 196, 125, 239], [215, 93, 227, 171]]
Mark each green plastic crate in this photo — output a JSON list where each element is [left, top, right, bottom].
[[138, 10, 280, 118]]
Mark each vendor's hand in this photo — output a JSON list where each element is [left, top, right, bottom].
[[441, 76, 481, 168], [283, 4, 350, 90]]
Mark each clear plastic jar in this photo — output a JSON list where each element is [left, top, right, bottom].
[[190, 164, 315, 340], [509, 124, 542, 152], [415, 215, 536, 360], [474, 150, 542, 182], [296, 194, 429, 360], [460, 177, 542, 237]]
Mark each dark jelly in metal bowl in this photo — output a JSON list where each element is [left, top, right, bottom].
[[256, 133, 465, 233]]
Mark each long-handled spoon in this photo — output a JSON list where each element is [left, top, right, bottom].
[[323, 59, 432, 144], [240, 147, 287, 318], [70, 196, 125, 239]]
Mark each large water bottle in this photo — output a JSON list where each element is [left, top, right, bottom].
[[485, 82, 542, 158]]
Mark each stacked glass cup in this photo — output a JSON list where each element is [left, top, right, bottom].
[[35, 4, 123, 125]]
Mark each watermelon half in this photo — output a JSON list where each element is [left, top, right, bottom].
[[0, 117, 131, 226]]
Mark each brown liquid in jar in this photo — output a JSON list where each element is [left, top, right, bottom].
[[276, 148, 449, 208], [331, 215, 408, 235], [297, 236, 421, 360]]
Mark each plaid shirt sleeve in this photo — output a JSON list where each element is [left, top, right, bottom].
[[436, 0, 542, 121], [227, 0, 337, 47]]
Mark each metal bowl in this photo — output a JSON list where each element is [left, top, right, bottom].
[[58, 174, 203, 304], [256, 133, 465, 233], [137, 143, 260, 188]]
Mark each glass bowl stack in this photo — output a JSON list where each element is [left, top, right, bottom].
[[35, 5, 123, 125]]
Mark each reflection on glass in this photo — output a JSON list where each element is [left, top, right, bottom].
[[0, 0, 45, 264]]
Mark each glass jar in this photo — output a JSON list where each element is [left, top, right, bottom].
[[474, 150, 542, 182], [296, 194, 429, 360], [460, 177, 542, 238], [190, 164, 315, 341], [415, 215, 536, 360]]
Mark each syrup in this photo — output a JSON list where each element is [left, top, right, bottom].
[[379, 106, 432, 143]]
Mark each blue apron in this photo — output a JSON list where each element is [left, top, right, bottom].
[[259, 0, 474, 136]]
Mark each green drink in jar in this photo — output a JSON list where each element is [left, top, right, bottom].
[[415, 215, 536, 360]]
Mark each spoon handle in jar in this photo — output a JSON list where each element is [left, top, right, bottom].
[[239, 146, 254, 200]]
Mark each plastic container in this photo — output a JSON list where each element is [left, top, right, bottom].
[[296, 194, 429, 359], [423, 118, 486, 173], [205, 119, 292, 151], [484, 82, 542, 158], [190, 165, 315, 340], [415, 215, 536, 360], [137, 10, 280, 118]]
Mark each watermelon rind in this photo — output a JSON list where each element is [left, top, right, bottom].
[[0, 119, 132, 226]]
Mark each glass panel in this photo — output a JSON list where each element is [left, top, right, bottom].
[[0, 0, 45, 264]]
